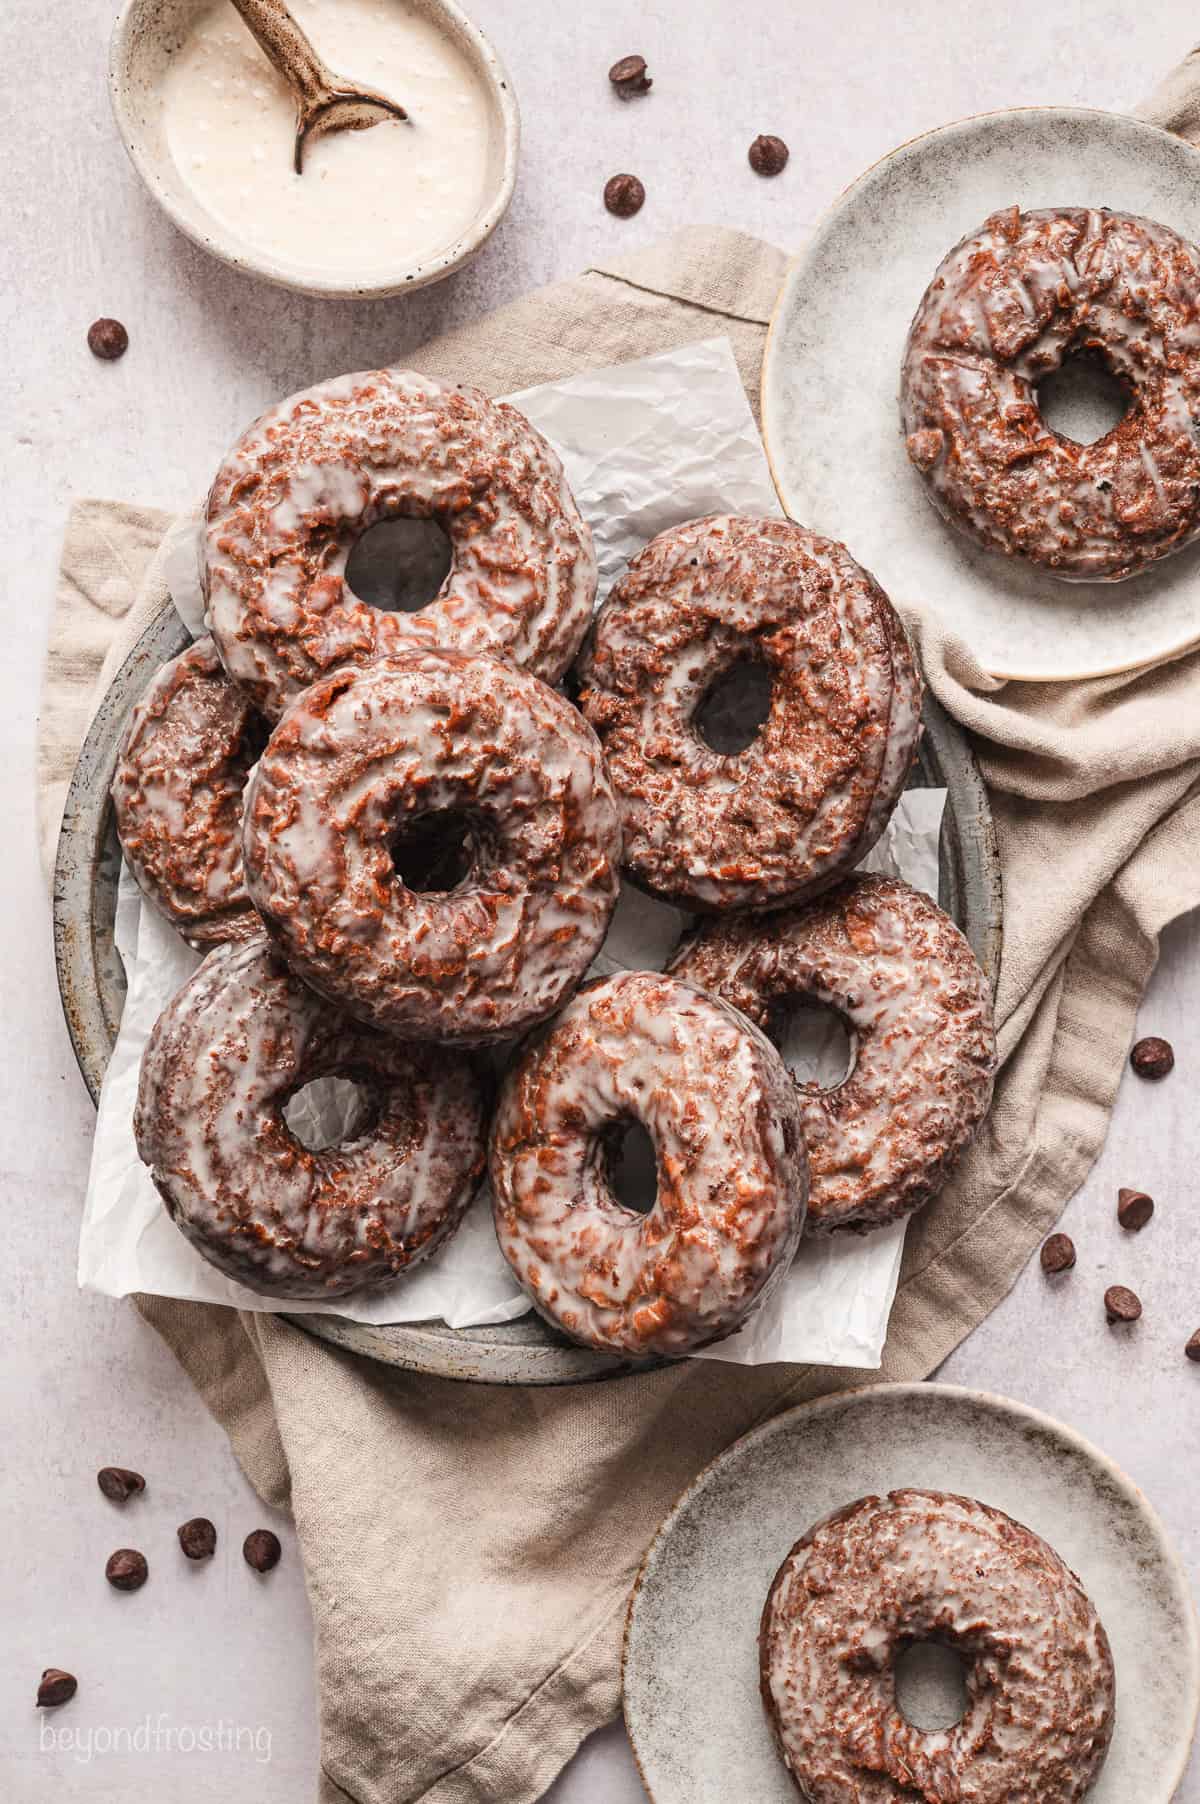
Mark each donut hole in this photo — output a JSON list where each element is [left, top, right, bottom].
[[344, 516, 453, 614], [391, 809, 485, 894], [894, 1639, 971, 1732], [600, 1117, 659, 1215], [284, 1073, 378, 1152], [693, 656, 774, 755], [1035, 348, 1131, 447], [767, 997, 856, 1091]]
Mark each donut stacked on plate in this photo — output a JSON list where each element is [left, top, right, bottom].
[[901, 205, 1200, 582], [760, 1488, 1116, 1802], [119, 365, 996, 1354]]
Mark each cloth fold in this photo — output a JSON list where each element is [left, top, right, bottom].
[[39, 63, 1200, 1804]]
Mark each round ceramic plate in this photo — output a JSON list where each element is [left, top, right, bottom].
[[624, 1383, 1199, 1801], [762, 107, 1200, 682]]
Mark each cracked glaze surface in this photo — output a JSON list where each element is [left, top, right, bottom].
[[204, 367, 597, 718], [669, 875, 996, 1234], [759, 1488, 1116, 1803], [901, 206, 1200, 581], [242, 650, 621, 1044], [576, 516, 922, 912], [134, 936, 487, 1299], [111, 637, 265, 947], [489, 970, 808, 1358]]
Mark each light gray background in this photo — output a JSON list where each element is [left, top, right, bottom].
[[2, 1, 1198, 1798]]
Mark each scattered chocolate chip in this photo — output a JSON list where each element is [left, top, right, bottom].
[[243, 1529, 282, 1573], [37, 1670, 77, 1708], [87, 318, 129, 361], [1186, 1331, 1200, 1362], [1117, 1187, 1154, 1231], [604, 173, 645, 219], [1130, 1035, 1174, 1079], [748, 134, 790, 177], [105, 1548, 148, 1592], [1104, 1284, 1142, 1325], [1040, 1232, 1076, 1273], [177, 1518, 217, 1561], [608, 54, 651, 97], [97, 1466, 145, 1504]]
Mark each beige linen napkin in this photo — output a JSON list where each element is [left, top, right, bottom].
[[39, 64, 1200, 1804]]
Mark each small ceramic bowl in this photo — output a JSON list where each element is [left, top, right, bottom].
[[109, 0, 520, 299]]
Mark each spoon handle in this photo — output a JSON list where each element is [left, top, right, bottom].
[[227, 0, 330, 106]]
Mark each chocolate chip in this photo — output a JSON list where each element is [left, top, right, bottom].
[[1104, 1284, 1142, 1324], [87, 318, 129, 361], [604, 174, 645, 219], [177, 1518, 217, 1561], [243, 1529, 282, 1573], [105, 1548, 148, 1592], [748, 134, 790, 177], [608, 54, 651, 97], [37, 1669, 77, 1708], [1187, 1331, 1200, 1362], [1117, 1188, 1154, 1231], [97, 1466, 145, 1504], [1040, 1232, 1076, 1273], [1130, 1035, 1174, 1079]]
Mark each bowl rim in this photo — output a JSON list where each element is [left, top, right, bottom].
[[107, 0, 521, 300]]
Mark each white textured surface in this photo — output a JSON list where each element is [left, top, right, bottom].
[[2, 0, 1199, 1798]]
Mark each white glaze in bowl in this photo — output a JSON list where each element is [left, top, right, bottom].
[[109, 0, 519, 298]]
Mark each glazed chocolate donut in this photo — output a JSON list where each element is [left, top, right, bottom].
[[204, 367, 597, 719], [760, 1489, 1116, 1803], [111, 638, 266, 947], [242, 650, 621, 1045], [669, 875, 995, 1234], [902, 206, 1200, 581], [134, 936, 487, 1299], [489, 970, 808, 1358], [576, 516, 922, 912]]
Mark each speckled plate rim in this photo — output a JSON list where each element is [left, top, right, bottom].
[[623, 1380, 1200, 1802], [54, 601, 1001, 1385], [761, 105, 1200, 685]]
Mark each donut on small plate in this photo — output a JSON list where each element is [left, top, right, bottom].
[[241, 650, 622, 1046], [134, 937, 487, 1300], [902, 205, 1200, 581], [669, 874, 995, 1234], [489, 970, 808, 1359], [576, 516, 922, 913], [204, 367, 597, 719], [111, 637, 265, 947], [760, 1488, 1115, 1803]]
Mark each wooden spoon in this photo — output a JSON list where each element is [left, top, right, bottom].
[[229, 0, 409, 174]]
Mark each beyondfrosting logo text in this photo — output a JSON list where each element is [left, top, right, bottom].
[[38, 1713, 273, 1765]]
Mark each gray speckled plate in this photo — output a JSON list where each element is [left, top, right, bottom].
[[624, 1383, 1199, 1800], [762, 107, 1200, 682]]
